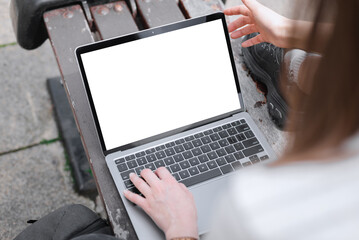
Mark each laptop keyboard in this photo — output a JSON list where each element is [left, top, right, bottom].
[[115, 119, 269, 194]]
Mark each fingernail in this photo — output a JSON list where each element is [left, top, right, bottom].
[[129, 172, 135, 177]]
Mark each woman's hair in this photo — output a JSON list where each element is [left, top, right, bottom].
[[283, 0, 359, 159]]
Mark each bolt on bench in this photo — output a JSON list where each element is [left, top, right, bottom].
[[10, 0, 226, 238]]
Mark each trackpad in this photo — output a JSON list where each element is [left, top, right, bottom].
[[190, 175, 232, 234]]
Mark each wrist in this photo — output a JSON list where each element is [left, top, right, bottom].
[[165, 224, 198, 240]]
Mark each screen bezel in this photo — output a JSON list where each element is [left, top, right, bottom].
[[76, 12, 244, 155]]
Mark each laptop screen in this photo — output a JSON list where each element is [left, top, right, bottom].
[[78, 15, 242, 153]]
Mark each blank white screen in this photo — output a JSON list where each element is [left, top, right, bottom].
[[81, 19, 241, 150]]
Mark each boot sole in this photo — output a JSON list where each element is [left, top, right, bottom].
[[242, 46, 288, 129]]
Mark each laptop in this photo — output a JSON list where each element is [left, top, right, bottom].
[[76, 12, 276, 240]]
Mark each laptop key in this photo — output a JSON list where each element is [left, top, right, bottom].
[[183, 151, 194, 159], [173, 154, 184, 162], [185, 135, 195, 142], [179, 170, 190, 179], [128, 187, 141, 195], [183, 142, 194, 150], [216, 148, 226, 157], [125, 155, 135, 161], [117, 163, 128, 172], [222, 123, 231, 129], [243, 145, 264, 157], [198, 154, 209, 163], [155, 160, 165, 168], [240, 119, 246, 124], [180, 168, 222, 188], [165, 148, 176, 156], [121, 169, 135, 180], [135, 151, 146, 158], [115, 158, 125, 164], [165, 142, 175, 148], [210, 142, 220, 150], [174, 145, 185, 153], [244, 131, 255, 138], [213, 126, 222, 132], [225, 145, 236, 154], [173, 173, 181, 181], [145, 163, 156, 171], [201, 136, 211, 144], [127, 160, 138, 169], [227, 136, 238, 144], [243, 138, 260, 148], [180, 160, 191, 169], [191, 148, 202, 156], [219, 139, 229, 147], [260, 155, 270, 161], [189, 158, 200, 166], [234, 152, 245, 160], [124, 180, 134, 188], [194, 132, 204, 138], [210, 133, 220, 141], [188, 166, 199, 176], [227, 128, 237, 136], [207, 160, 218, 169], [175, 139, 185, 145], [198, 163, 209, 172], [216, 157, 226, 166], [218, 130, 229, 138], [137, 157, 147, 166], [242, 161, 252, 167], [236, 133, 246, 141], [201, 145, 211, 153], [236, 124, 250, 132], [164, 157, 175, 165], [204, 129, 213, 135], [145, 148, 155, 154], [146, 154, 157, 162], [225, 154, 236, 163], [232, 161, 243, 170], [155, 151, 166, 159], [220, 164, 234, 174], [234, 142, 244, 151], [170, 163, 181, 173], [155, 145, 166, 151], [207, 151, 219, 160], [135, 166, 145, 175], [192, 139, 202, 147]]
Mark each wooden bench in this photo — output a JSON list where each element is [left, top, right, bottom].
[[40, 0, 225, 238]]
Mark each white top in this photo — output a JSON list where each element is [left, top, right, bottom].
[[206, 133, 359, 240]]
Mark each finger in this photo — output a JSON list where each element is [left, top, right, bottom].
[[141, 168, 161, 187], [130, 173, 151, 197], [242, 0, 260, 12], [227, 16, 252, 33], [242, 34, 264, 47], [179, 183, 189, 192], [155, 167, 174, 181], [230, 25, 257, 39], [124, 189, 148, 208], [223, 5, 250, 16]]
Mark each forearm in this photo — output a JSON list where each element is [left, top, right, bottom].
[[283, 18, 333, 53]]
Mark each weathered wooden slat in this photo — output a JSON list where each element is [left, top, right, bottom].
[[179, 0, 224, 19], [43, 5, 138, 239], [136, 0, 185, 28], [91, 1, 139, 40]]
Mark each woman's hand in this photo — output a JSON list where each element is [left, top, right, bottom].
[[224, 0, 292, 48], [124, 167, 198, 240]]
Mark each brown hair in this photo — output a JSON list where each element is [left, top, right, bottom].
[[282, 0, 359, 160]]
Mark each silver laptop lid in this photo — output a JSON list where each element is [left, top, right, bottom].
[[76, 13, 244, 155]]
